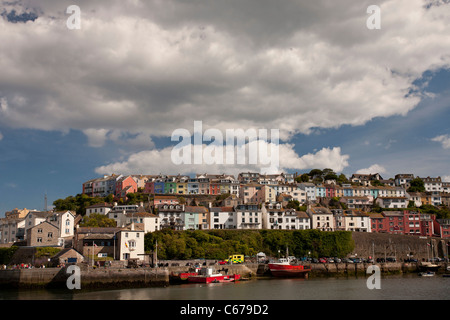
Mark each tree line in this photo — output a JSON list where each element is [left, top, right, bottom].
[[144, 229, 355, 260]]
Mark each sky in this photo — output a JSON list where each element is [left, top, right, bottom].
[[0, 0, 450, 216]]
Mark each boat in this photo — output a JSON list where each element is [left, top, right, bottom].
[[186, 268, 241, 284], [419, 271, 435, 277], [170, 271, 201, 283], [268, 257, 311, 278], [418, 261, 441, 272]]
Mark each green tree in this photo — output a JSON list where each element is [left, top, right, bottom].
[[308, 169, 323, 178], [79, 213, 117, 227], [408, 178, 425, 193], [295, 173, 310, 183], [337, 174, 348, 184]]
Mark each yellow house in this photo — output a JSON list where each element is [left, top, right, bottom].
[[177, 182, 188, 194], [264, 185, 277, 203], [220, 183, 231, 194]]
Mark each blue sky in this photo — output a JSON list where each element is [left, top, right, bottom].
[[0, 0, 450, 216]]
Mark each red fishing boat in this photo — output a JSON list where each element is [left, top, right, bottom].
[[268, 258, 311, 278], [186, 268, 241, 284]]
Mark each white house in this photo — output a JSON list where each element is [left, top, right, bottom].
[[0, 218, 25, 244], [157, 204, 185, 230], [47, 210, 76, 238], [299, 183, 316, 202], [108, 205, 159, 233], [376, 197, 407, 209], [210, 207, 236, 229], [420, 177, 443, 192], [235, 204, 262, 229], [117, 224, 145, 261], [262, 203, 310, 230], [125, 212, 159, 233], [406, 192, 423, 207], [394, 174, 414, 187], [85, 203, 113, 216], [24, 211, 51, 239], [342, 210, 371, 232], [307, 207, 335, 231]]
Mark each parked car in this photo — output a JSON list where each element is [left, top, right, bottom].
[[334, 257, 342, 263], [218, 260, 228, 265], [312, 258, 319, 263], [376, 258, 385, 263], [327, 258, 334, 263], [386, 257, 397, 263], [319, 257, 327, 263], [404, 258, 418, 263]]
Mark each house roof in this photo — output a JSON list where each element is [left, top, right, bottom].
[[296, 211, 309, 219], [308, 207, 332, 215], [210, 207, 234, 212], [125, 211, 158, 218], [76, 227, 122, 234], [86, 203, 113, 209], [30, 220, 59, 231], [185, 206, 208, 213], [382, 211, 404, 217]]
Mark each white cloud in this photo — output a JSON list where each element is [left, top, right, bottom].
[[356, 164, 387, 175], [442, 175, 450, 182], [95, 142, 350, 176], [431, 134, 450, 149], [0, 0, 449, 147], [83, 129, 110, 148]]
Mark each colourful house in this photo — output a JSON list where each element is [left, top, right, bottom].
[[209, 181, 220, 195], [154, 181, 165, 194], [164, 182, 177, 194], [115, 176, 138, 198], [177, 182, 188, 194], [184, 206, 209, 230]]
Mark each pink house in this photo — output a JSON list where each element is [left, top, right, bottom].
[[153, 195, 179, 206], [115, 176, 138, 198], [325, 184, 336, 198]]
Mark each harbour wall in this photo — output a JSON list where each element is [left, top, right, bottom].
[[0, 267, 169, 289]]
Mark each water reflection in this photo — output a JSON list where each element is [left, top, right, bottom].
[[1, 275, 449, 300]]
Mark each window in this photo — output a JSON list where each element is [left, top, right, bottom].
[[38, 228, 43, 233], [37, 237, 42, 243]]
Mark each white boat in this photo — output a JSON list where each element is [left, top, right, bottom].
[[419, 271, 435, 277]]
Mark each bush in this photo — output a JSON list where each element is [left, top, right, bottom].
[[0, 246, 19, 264]]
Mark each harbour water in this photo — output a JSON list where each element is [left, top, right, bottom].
[[1, 274, 449, 300]]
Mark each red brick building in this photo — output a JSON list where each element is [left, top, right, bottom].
[[370, 210, 438, 237]]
